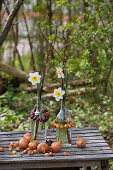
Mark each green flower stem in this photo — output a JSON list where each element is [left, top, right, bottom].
[[63, 128, 66, 143], [57, 128, 62, 142], [32, 119, 36, 140], [37, 83, 41, 111], [32, 83, 42, 140], [57, 128, 60, 142]]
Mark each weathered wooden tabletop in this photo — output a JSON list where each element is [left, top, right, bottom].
[[0, 127, 113, 170]]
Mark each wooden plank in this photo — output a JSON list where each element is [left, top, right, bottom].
[[0, 127, 97, 135], [0, 148, 111, 157], [0, 160, 101, 169], [0, 135, 105, 142], [0, 153, 113, 163], [0, 150, 112, 159], [47, 135, 104, 140]]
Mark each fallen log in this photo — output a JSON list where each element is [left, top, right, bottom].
[[24, 80, 95, 93], [0, 62, 28, 82], [33, 87, 96, 101], [0, 62, 104, 89], [67, 96, 89, 106], [24, 78, 104, 93]]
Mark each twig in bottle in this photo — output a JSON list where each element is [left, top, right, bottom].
[[66, 129, 71, 144]]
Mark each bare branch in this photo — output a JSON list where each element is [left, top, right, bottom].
[[12, 18, 24, 25], [0, 0, 24, 47], [22, 9, 36, 71], [3, 2, 24, 71], [39, 24, 63, 62]]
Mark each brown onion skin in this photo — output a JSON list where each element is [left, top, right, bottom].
[[49, 152, 54, 156], [24, 133, 31, 142], [19, 138, 28, 149], [44, 153, 49, 157], [0, 147, 4, 152], [37, 143, 49, 153], [63, 152, 68, 156], [28, 140, 38, 150], [51, 141, 61, 153], [76, 136, 86, 148]]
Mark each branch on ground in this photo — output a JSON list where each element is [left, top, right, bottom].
[[32, 87, 96, 101], [0, 62, 28, 81]]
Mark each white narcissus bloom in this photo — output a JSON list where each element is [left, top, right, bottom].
[[28, 72, 41, 85], [56, 67, 64, 78], [53, 87, 65, 101]]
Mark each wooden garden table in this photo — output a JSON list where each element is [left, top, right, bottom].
[[0, 127, 113, 170]]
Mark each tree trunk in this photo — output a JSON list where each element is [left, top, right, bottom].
[[82, 0, 89, 22], [4, 3, 24, 70], [0, 0, 24, 47]]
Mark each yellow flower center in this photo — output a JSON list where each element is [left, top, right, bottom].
[[56, 91, 61, 97], [32, 76, 38, 81], [58, 70, 62, 75]]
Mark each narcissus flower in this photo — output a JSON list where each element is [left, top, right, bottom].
[[56, 67, 64, 78], [53, 87, 65, 101], [28, 72, 41, 85]]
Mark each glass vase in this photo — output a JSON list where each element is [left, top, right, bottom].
[[31, 121, 47, 141], [56, 127, 72, 148]]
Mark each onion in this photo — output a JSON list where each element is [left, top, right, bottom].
[[64, 124, 68, 129], [9, 146, 13, 151], [37, 143, 48, 153], [19, 138, 28, 149], [28, 150, 33, 155], [24, 133, 31, 142], [60, 124, 64, 129], [10, 142, 14, 147], [0, 147, 4, 152], [44, 153, 49, 157], [63, 152, 68, 156], [23, 149, 28, 154], [12, 151, 16, 154], [33, 149, 38, 154], [28, 140, 38, 150], [51, 140, 62, 153], [76, 136, 86, 148], [16, 147, 20, 152], [15, 141, 19, 146], [49, 152, 54, 156]]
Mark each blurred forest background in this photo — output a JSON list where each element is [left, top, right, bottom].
[[0, 0, 113, 166]]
